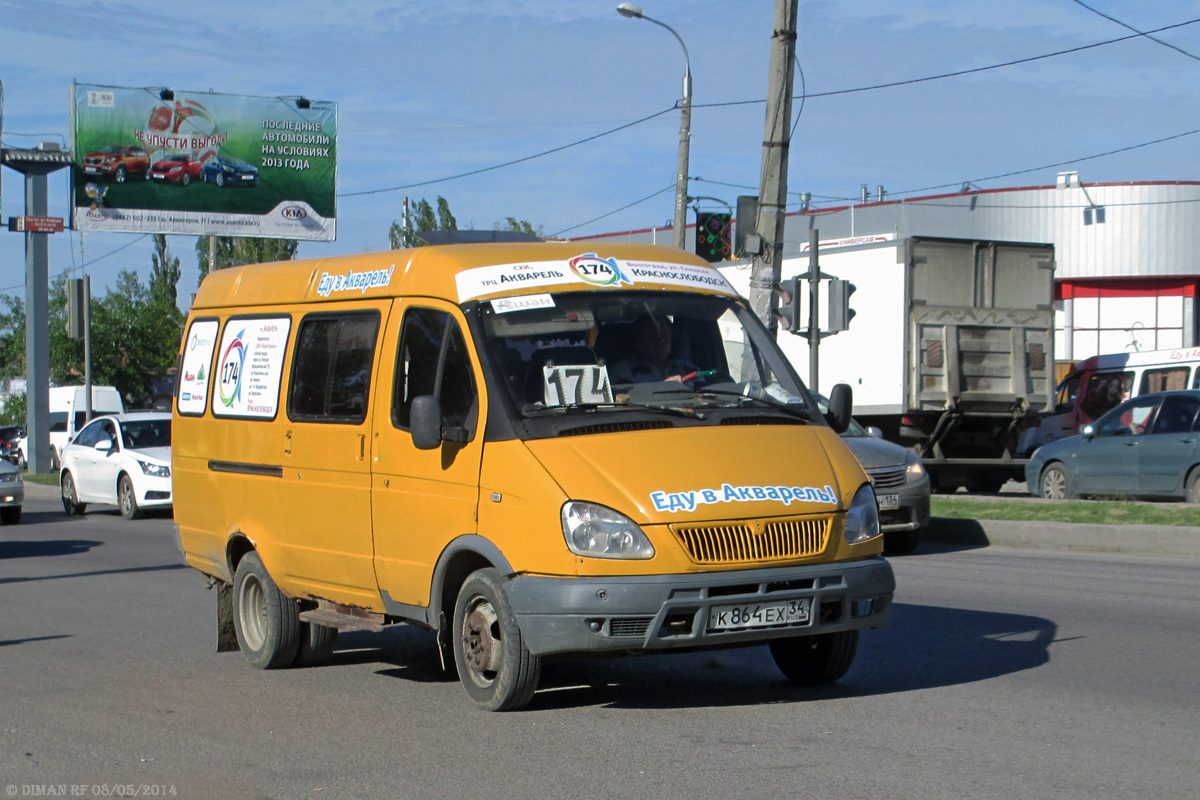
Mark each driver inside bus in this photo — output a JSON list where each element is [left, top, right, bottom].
[[608, 314, 698, 385]]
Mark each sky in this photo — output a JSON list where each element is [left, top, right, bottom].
[[2, 0, 1200, 304]]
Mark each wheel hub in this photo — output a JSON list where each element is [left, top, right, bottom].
[[462, 601, 500, 677]]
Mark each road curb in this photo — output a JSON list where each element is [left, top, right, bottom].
[[927, 517, 1200, 558]]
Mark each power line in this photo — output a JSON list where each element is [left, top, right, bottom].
[[0, 234, 152, 295], [549, 184, 675, 238], [694, 17, 1200, 109], [340, 107, 678, 198], [885, 127, 1200, 198], [1069, 0, 1200, 62]]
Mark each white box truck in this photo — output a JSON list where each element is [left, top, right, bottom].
[[722, 237, 1056, 491]]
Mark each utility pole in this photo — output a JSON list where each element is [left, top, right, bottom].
[[748, 0, 798, 337]]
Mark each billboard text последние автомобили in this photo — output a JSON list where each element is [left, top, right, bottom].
[[70, 82, 336, 241]]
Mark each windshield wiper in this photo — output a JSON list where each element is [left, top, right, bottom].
[[524, 400, 705, 420], [656, 388, 813, 421]]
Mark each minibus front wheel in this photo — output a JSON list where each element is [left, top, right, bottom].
[[769, 630, 859, 685], [233, 551, 301, 669], [452, 568, 541, 711]]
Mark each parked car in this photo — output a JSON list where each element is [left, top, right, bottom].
[[59, 412, 172, 520], [148, 153, 203, 186], [0, 457, 23, 525], [202, 155, 259, 187], [0, 425, 23, 468], [1027, 389, 1200, 500], [817, 394, 931, 554], [80, 145, 151, 183]]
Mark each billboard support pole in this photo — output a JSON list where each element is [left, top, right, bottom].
[[208, 235, 216, 276], [83, 275, 93, 424]]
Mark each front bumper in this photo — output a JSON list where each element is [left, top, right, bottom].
[[135, 474, 173, 508], [0, 483, 24, 507], [876, 486, 930, 532], [504, 557, 895, 657]]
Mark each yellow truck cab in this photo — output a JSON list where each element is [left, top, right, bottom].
[[173, 242, 895, 710]]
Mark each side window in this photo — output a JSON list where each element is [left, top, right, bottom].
[[1140, 367, 1189, 394], [288, 312, 380, 424], [1095, 397, 1158, 437], [1081, 371, 1133, 420], [73, 421, 103, 448], [1151, 394, 1200, 435], [393, 308, 478, 432]]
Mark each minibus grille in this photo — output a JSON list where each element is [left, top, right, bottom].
[[669, 516, 831, 565]]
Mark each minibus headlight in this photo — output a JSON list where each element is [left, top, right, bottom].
[[844, 484, 881, 545], [561, 502, 655, 560]]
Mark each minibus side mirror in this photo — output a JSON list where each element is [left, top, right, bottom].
[[410, 396, 444, 451], [825, 383, 853, 434]]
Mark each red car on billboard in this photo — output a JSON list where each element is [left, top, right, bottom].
[[148, 153, 204, 186], [81, 145, 151, 183]]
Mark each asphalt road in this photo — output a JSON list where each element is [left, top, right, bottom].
[[2, 493, 1197, 800]]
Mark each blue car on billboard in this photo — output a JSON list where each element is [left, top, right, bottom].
[[1026, 390, 1200, 501], [202, 156, 259, 188]]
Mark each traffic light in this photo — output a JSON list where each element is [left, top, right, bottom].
[[828, 278, 856, 332], [777, 276, 803, 332], [66, 277, 86, 340], [695, 211, 732, 263]]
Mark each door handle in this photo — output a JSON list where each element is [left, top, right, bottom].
[[357, 434, 366, 461], [1124, 441, 1139, 447], [1183, 437, 1196, 444]]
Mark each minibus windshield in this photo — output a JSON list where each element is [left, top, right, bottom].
[[475, 291, 819, 428]]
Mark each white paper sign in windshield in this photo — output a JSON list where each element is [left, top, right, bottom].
[[456, 253, 737, 302], [177, 319, 218, 415], [543, 364, 614, 407], [212, 316, 291, 418]]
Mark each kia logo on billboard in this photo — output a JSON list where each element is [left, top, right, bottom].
[[281, 206, 307, 220]]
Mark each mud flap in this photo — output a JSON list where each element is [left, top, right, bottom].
[[435, 610, 454, 673], [216, 580, 239, 653]]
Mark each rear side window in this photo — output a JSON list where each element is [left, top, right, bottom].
[[289, 312, 381, 424], [393, 308, 478, 433], [1150, 394, 1200, 435], [1141, 367, 1189, 395]]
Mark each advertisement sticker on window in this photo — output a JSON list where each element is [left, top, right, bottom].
[[177, 319, 218, 415], [212, 316, 292, 419]]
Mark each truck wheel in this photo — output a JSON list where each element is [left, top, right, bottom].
[[118, 474, 143, 520], [233, 551, 301, 669], [293, 622, 339, 667], [0, 506, 21, 525], [769, 630, 859, 685], [883, 528, 921, 555], [61, 471, 86, 516], [1039, 464, 1074, 500], [452, 568, 541, 711]]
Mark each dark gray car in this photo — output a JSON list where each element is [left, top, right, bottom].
[[816, 395, 931, 554], [1027, 389, 1200, 500]]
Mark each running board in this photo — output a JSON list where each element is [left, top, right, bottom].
[[298, 599, 388, 632]]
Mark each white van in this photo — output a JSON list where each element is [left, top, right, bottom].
[[36, 385, 125, 469]]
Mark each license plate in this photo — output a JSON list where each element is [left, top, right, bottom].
[[707, 598, 811, 631], [83, 167, 99, 173], [877, 493, 900, 509]]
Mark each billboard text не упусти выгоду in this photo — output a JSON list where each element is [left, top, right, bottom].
[[71, 82, 336, 241]]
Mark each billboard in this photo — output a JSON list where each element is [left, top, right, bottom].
[[70, 83, 336, 241]]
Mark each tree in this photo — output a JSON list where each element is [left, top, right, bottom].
[[389, 196, 458, 249], [150, 234, 182, 309], [495, 217, 544, 238], [194, 236, 299, 280]]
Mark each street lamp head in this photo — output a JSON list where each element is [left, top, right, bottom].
[[616, 2, 645, 19]]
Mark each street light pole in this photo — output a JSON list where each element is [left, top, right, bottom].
[[617, 2, 691, 250]]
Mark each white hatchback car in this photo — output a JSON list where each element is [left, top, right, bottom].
[[59, 412, 172, 520]]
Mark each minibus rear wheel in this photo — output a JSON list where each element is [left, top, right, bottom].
[[452, 568, 541, 711], [769, 629, 859, 685], [233, 551, 301, 669]]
